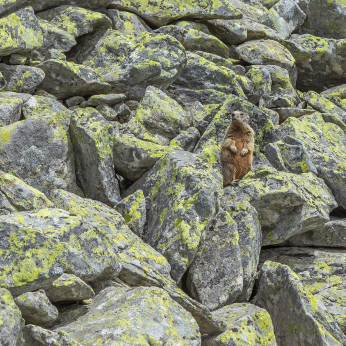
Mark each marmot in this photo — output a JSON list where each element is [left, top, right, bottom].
[[221, 111, 255, 187]]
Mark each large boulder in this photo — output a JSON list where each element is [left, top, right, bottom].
[[58, 286, 201, 345], [0, 96, 23, 127], [109, 0, 242, 26], [253, 261, 346, 345]]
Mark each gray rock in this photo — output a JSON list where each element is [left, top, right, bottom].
[[112, 103, 132, 123], [125, 150, 223, 282], [58, 286, 201, 345], [275, 113, 346, 209], [206, 19, 247, 45], [21, 325, 80, 346], [96, 103, 118, 121], [109, 0, 242, 26], [0, 288, 23, 346], [0, 64, 45, 94], [203, 303, 277, 346], [0, 97, 23, 127], [253, 261, 346, 345], [187, 208, 243, 311], [45, 274, 95, 303], [170, 127, 200, 152], [15, 290, 58, 326], [321, 84, 346, 99], [0, 7, 43, 56], [241, 17, 283, 41], [225, 165, 336, 245], [70, 107, 121, 206], [280, 217, 346, 248], [65, 96, 85, 108], [38, 59, 111, 99], [87, 93, 126, 107], [276, 107, 316, 123]]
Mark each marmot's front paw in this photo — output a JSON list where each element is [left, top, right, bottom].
[[240, 148, 248, 156], [230, 146, 237, 154]]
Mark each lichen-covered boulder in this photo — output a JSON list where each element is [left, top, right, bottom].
[[15, 290, 58, 326], [70, 107, 121, 206], [175, 52, 245, 98], [0, 7, 43, 56], [124, 86, 191, 146], [260, 248, 346, 334], [0, 288, 23, 346], [170, 127, 200, 152], [225, 166, 336, 245], [115, 190, 146, 238], [109, 0, 242, 26], [87, 93, 126, 106], [0, 96, 23, 127], [187, 209, 243, 311], [260, 0, 306, 39], [241, 17, 283, 41], [58, 286, 201, 345], [253, 261, 346, 345], [281, 217, 346, 248], [113, 133, 174, 182], [0, 170, 53, 215], [203, 303, 277, 346], [21, 325, 80, 346], [37, 6, 112, 39], [206, 19, 247, 45], [275, 113, 346, 209], [155, 25, 229, 58], [106, 9, 151, 36], [125, 150, 223, 282], [38, 59, 111, 99], [45, 274, 95, 303], [0, 64, 45, 94], [236, 39, 297, 85]]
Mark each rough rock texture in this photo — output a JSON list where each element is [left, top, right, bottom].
[[58, 286, 201, 345], [0, 97, 23, 127]]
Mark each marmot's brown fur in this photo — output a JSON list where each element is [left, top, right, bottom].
[[221, 111, 255, 187]]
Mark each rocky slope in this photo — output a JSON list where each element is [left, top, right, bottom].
[[1, 0, 346, 345]]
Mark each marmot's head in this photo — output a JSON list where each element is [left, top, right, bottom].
[[232, 111, 250, 124]]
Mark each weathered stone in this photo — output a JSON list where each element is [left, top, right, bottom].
[[0, 7, 43, 56], [253, 261, 346, 345], [206, 19, 247, 45], [0, 97, 23, 127], [58, 286, 201, 345], [203, 303, 277, 346], [87, 93, 126, 106], [65, 96, 84, 108], [15, 290, 58, 326], [0, 288, 23, 346], [0, 64, 45, 94], [109, 0, 242, 26], [321, 84, 346, 99], [45, 274, 95, 303], [276, 107, 316, 123], [170, 127, 200, 152], [241, 17, 283, 41], [115, 189, 146, 238], [38, 59, 111, 99]]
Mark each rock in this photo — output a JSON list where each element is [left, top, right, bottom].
[[70, 107, 121, 206], [280, 217, 346, 248], [45, 274, 95, 303], [0, 170, 54, 215], [87, 93, 126, 106], [0, 64, 45, 94], [38, 59, 111, 99], [0, 288, 23, 346], [58, 286, 201, 345], [203, 303, 277, 346], [253, 261, 346, 345], [155, 24, 229, 58], [37, 6, 112, 39], [260, 0, 306, 39], [0, 7, 43, 56], [21, 325, 80, 346], [124, 86, 191, 146], [170, 127, 200, 152], [65, 96, 85, 108], [15, 290, 58, 326], [276, 107, 316, 123], [221, 199, 261, 302], [113, 133, 174, 182], [206, 19, 247, 45], [321, 84, 346, 99], [275, 113, 346, 209], [50, 304, 88, 330], [115, 190, 146, 238], [175, 52, 245, 98], [225, 166, 336, 245], [259, 248, 346, 334], [236, 40, 297, 85], [106, 9, 151, 36], [125, 150, 223, 282], [95, 104, 118, 121], [112, 103, 132, 122], [187, 208, 243, 311], [109, 0, 242, 26], [0, 97, 23, 127], [241, 17, 283, 41]]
